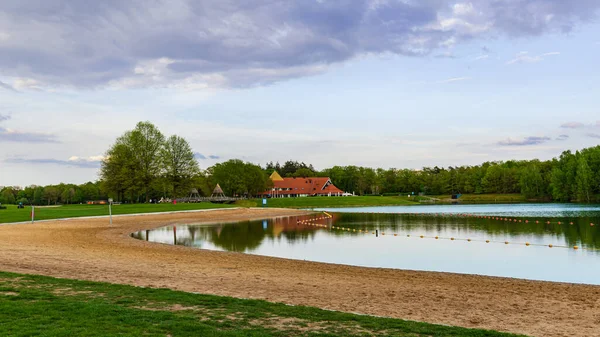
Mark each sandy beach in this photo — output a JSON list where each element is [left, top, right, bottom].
[[1, 208, 599, 337]]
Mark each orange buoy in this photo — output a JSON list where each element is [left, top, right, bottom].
[[574, 246, 579, 250], [525, 242, 530, 246], [485, 240, 490, 243], [549, 244, 553, 248]]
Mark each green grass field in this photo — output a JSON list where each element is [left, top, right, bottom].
[[430, 194, 529, 203], [250, 196, 420, 208], [0, 271, 522, 337], [0, 203, 233, 224]]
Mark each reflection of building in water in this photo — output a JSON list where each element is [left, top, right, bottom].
[[269, 213, 338, 237]]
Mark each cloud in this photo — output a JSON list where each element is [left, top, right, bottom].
[[497, 136, 551, 146], [0, 80, 17, 92], [473, 54, 489, 61], [0, 113, 9, 122], [0, 126, 59, 143], [506, 51, 560, 65], [560, 121, 585, 129], [437, 77, 471, 84], [588, 133, 600, 139], [0, 1, 598, 90], [434, 51, 457, 59], [194, 152, 220, 160], [68, 155, 105, 163], [556, 134, 569, 141], [5, 157, 101, 168]]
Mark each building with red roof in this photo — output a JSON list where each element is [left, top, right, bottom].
[[258, 171, 346, 198]]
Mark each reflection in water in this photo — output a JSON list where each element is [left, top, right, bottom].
[[132, 215, 320, 252], [133, 207, 600, 285]]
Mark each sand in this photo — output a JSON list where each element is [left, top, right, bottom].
[[0, 208, 599, 337]]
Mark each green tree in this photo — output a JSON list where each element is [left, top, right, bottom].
[[520, 164, 544, 199], [0, 188, 16, 204], [575, 153, 593, 202], [33, 187, 43, 205], [61, 187, 75, 204], [43, 187, 59, 205], [210, 160, 270, 197], [101, 121, 165, 202], [129, 122, 165, 201], [161, 135, 200, 197]]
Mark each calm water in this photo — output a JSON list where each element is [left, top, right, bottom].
[[133, 204, 600, 285]]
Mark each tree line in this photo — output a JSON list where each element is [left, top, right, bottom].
[[0, 182, 105, 206], [1, 121, 599, 204]]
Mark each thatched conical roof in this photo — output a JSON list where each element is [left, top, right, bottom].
[[270, 171, 284, 181], [212, 184, 224, 195]]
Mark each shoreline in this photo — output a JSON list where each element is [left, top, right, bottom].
[[0, 208, 598, 337]]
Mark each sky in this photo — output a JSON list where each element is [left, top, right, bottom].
[[1, 0, 600, 187]]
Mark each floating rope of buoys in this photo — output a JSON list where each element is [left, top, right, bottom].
[[298, 212, 595, 252]]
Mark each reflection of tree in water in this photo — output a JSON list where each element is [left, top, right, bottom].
[[177, 218, 319, 253], [208, 221, 266, 252], [330, 213, 600, 250]]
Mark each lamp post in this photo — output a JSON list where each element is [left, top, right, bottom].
[[108, 198, 113, 225]]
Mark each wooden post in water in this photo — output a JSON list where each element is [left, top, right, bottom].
[[146, 230, 150, 241], [376, 229, 378, 237], [173, 226, 177, 245]]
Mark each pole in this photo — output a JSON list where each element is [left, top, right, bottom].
[[31, 205, 35, 224], [109, 201, 113, 225]]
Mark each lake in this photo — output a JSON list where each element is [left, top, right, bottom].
[[132, 204, 600, 285]]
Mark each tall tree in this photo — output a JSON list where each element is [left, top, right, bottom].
[[101, 122, 165, 202], [576, 153, 593, 203], [161, 135, 200, 197], [129, 122, 165, 201]]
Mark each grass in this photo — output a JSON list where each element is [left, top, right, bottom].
[[429, 194, 528, 203], [0, 203, 233, 224], [247, 196, 420, 208], [0, 271, 524, 337]]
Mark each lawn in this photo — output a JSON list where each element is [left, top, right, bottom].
[[0, 203, 233, 224], [249, 196, 420, 208], [0, 271, 523, 337], [430, 194, 529, 203]]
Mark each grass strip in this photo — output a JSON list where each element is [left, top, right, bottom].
[[0, 271, 525, 336]]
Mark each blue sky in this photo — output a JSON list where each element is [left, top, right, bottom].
[[1, 1, 599, 186]]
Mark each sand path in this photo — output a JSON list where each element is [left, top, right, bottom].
[[1, 208, 599, 337]]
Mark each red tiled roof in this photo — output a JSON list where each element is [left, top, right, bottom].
[[258, 177, 344, 196]]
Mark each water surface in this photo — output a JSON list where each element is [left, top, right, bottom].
[[133, 204, 600, 285]]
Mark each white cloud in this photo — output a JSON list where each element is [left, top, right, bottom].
[[506, 51, 560, 65], [560, 122, 585, 129], [13, 78, 43, 91], [436, 77, 472, 84], [68, 155, 105, 163]]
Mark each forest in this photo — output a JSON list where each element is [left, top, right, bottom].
[[1, 121, 599, 205]]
